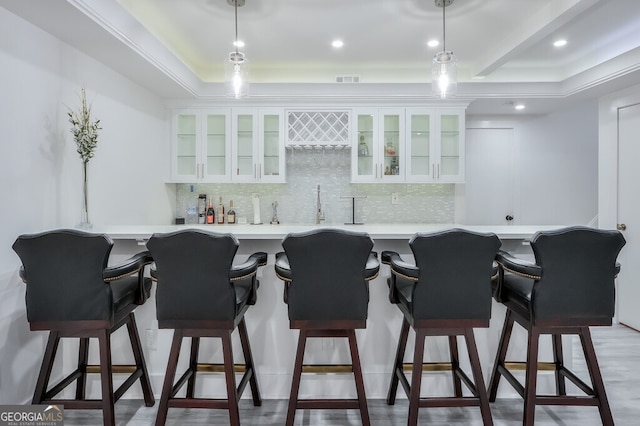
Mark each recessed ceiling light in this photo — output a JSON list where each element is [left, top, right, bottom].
[[332, 40, 344, 48], [427, 39, 439, 48], [553, 39, 567, 47], [233, 40, 245, 48], [514, 103, 526, 110]]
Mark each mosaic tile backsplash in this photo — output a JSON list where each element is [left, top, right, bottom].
[[175, 150, 455, 225]]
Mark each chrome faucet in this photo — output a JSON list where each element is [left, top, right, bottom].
[[316, 184, 325, 224]]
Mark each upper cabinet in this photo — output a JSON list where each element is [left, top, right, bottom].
[[170, 108, 284, 183], [171, 109, 231, 182], [406, 108, 465, 183], [232, 108, 285, 183], [352, 108, 405, 183]]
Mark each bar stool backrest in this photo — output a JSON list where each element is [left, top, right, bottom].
[[13, 229, 114, 323], [148, 229, 239, 323], [410, 229, 501, 321], [282, 229, 374, 322], [529, 226, 625, 321]]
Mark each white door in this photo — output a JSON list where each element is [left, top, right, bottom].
[[617, 103, 640, 330], [465, 128, 515, 225]]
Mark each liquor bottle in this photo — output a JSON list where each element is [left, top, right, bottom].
[[217, 197, 225, 224], [197, 194, 207, 224], [206, 199, 215, 224], [227, 200, 236, 224]]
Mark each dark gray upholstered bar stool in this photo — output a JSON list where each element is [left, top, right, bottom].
[[487, 226, 625, 426], [275, 228, 379, 426], [382, 228, 501, 426], [147, 229, 266, 426], [12, 229, 155, 426]]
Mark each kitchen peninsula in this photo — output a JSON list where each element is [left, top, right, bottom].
[[90, 223, 566, 401]]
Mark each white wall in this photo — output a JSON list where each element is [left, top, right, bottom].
[[467, 100, 599, 226], [0, 7, 172, 403], [598, 82, 640, 228]]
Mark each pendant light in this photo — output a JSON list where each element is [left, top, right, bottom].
[[225, 0, 249, 99], [432, 0, 457, 99]]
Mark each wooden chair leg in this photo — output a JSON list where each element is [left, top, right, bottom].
[[238, 317, 262, 406], [387, 318, 410, 405], [286, 329, 308, 426], [551, 333, 566, 396], [75, 337, 89, 400], [222, 331, 240, 426], [155, 330, 184, 426], [347, 330, 370, 426], [523, 327, 541, 426], [448, 335, 463, 398], [126, 314, 154, 407], [186, 336, 200, 399], [98, 329, 115, 426], [408, 329, 426, 426], [33, 331, 60, 404], [464, 328, 494, 426], [488, 310, 515, 402], [579, 327, 614, 426]]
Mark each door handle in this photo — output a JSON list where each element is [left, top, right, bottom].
[[617, 223, 627, 231]]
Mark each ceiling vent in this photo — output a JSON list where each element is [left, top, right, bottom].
[[336, 75, 360, 83]]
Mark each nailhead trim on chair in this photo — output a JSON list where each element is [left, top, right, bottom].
[[496, 261, 541, 280], [104, 268, 141, 282]]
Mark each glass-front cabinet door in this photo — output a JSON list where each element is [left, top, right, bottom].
[[171, 109, 231, 182], [354, 111, 376, 181], [232, 108, 285, 183], [232, 110, 256, 182], [406, 110, 432, 181], [405, 108, 464, 183], [352, 108, 404, 182], [174, 111, 198, 180], [259, 109, 285, 182], [381, 110, 404, 182], [203, 112, 230, 180], [437, 112, 464, 182]]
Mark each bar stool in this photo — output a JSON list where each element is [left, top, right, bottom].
[[275, 228, 379, 426], [382, 228, 500, 426], [488, 226, 625, 425], [147, 229, 266, 426], [12, 229, 155, 426]]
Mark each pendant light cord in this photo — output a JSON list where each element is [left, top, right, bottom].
[[442, 1, 446, 53], [234, 0, 239, 55]]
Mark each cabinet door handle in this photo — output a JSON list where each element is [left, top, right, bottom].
[[197, 163, 200, 179], [259, 163, 262, 180], [432, 163, 435, 179], [437, 164, 440, 179]]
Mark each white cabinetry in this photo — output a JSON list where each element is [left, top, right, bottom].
[[171, 109, 231, 182], [406, 108, 465, 183], [232, 108, 285, 183], [352, 108, 405, 182]]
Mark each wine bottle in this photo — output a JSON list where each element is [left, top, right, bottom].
[[206, 199, 215, 224], [227, 200, 236, 224], [217, 197, 225, 224]]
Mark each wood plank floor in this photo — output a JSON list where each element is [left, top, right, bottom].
[[62, 324, 640, 425]]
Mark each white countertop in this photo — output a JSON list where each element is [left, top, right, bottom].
[[94, 223, 566, 240]]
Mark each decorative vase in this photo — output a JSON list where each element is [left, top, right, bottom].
[[78, 161, 92, 230]]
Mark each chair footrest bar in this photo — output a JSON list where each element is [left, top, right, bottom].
[[301, 364, 353, 373], [419, 397, 482, 408], [196, 363, 247, 373], [86, 364, 138, 374], [536, 396, 600, 406], [38, 399, 104, 410], [402, 362, 453, 372], [44, 369, 83, 400], [504, 361, 557, 371], [559, 366, 595, 395], [171, 369, 194, 398], [296, 399, 361, 410], [168, 398, 230, 409]]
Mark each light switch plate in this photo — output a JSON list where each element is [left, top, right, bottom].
[[391, 192, 399, 204]]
